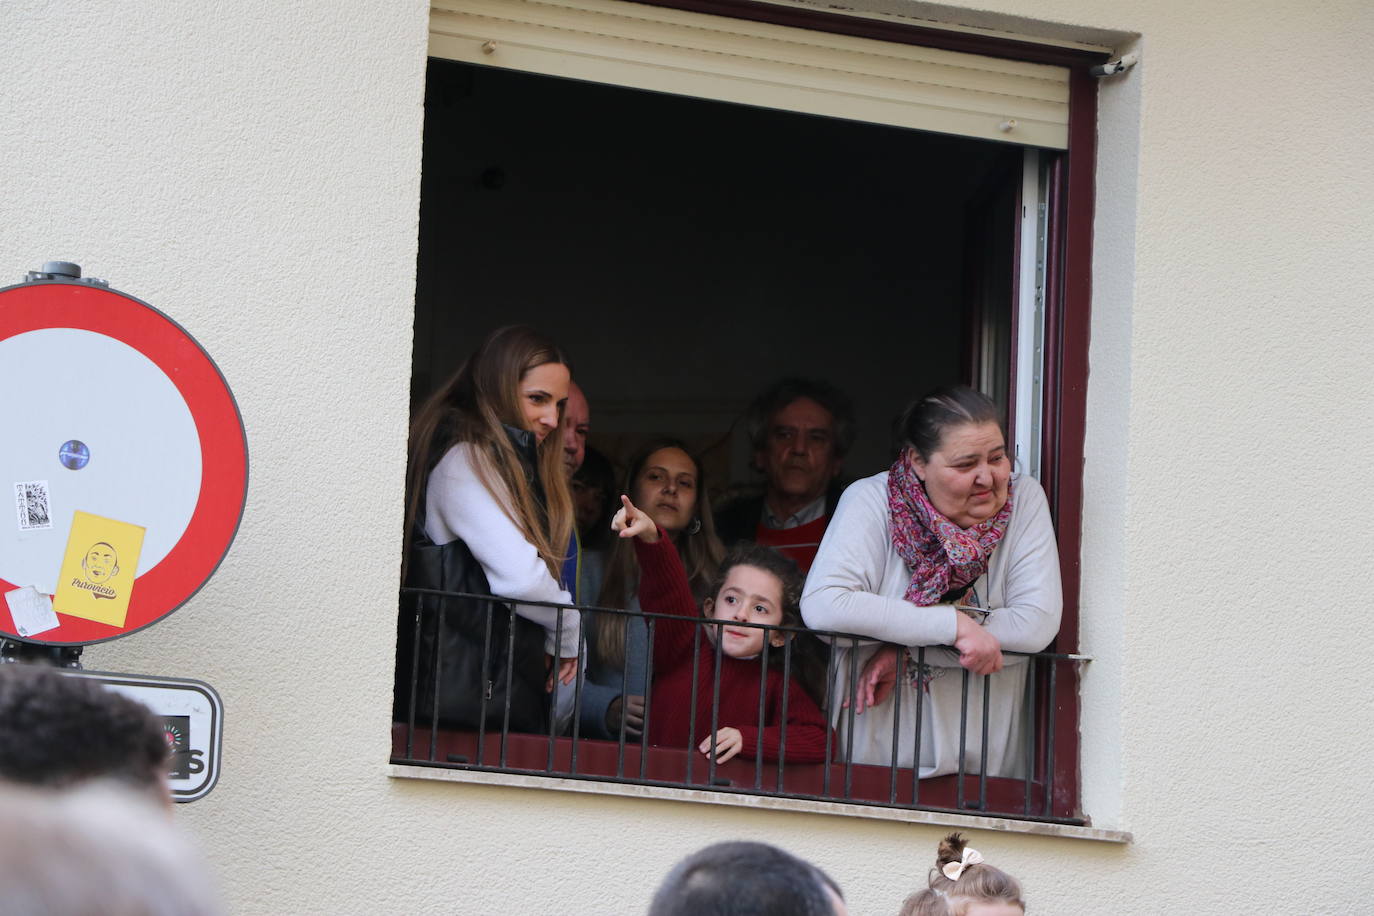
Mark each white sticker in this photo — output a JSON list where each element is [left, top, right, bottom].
[[14, 480, 53, 531], [4, 585, 59, 637]]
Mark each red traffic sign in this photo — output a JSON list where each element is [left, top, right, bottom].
[[0, 278, 248, 644]]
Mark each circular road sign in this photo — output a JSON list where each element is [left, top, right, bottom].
[[0, 279, 247, 644]]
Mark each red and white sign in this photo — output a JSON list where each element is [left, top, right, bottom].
[[0, 279, 248, 644]]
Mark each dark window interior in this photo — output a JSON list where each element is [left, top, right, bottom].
[[413, 57, 1023, 493]]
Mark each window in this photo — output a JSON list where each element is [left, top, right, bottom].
[[394, 0, 1102, 827]]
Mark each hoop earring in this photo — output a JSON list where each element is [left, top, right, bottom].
[[687, 518, 702, 536]]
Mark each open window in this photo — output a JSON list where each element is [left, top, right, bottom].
[[396, 0, 1100, 826]]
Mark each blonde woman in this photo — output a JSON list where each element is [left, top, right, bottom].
[[401, 325, 579, 734]]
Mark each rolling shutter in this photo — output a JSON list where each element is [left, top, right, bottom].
[[429, 0, 1070, 148]]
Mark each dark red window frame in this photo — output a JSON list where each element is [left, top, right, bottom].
[[632, 0, 1104, 820]]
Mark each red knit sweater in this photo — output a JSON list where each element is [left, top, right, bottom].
[[634, 534, 831, 763], [751, 513, 830, 573]]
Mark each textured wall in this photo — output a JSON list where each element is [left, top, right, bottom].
[[4, 0, 1374, 913]]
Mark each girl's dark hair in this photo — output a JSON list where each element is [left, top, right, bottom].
[[898, 833, 1025, 916], [898, 385, 1004, 461], [707, 544, 830, 710], [705, 543, 804, 623]]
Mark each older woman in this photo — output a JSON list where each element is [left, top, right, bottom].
[[800, 386, 1061, 777]]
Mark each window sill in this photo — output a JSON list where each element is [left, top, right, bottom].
[[387, 763, 1131, 844]]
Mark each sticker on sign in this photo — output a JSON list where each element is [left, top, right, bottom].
[[59, 670, 223, 803]]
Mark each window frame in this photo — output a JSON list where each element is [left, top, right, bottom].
[[630, 0, 1105, 821], [400, 0, 1107, 826]]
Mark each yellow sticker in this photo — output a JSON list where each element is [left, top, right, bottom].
[[52, 511, 146, 628]]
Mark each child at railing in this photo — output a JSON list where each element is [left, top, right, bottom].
[[612, 495, 830, 764], [898, 833, 1024, 916]]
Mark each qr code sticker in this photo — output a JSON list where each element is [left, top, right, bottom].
[[15, 481, 53, 531]]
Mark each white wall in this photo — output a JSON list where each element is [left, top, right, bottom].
[[4, 1, 1374, 914]]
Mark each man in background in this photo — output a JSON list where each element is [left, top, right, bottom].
[[715, 378, 857, 572], [562, 381, 591, 478], [559, 380, 594, 603]]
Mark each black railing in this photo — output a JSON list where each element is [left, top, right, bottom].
[[392, 587, 1088, 825]]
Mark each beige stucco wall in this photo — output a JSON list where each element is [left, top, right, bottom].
[[4, 0, 1373, 913]]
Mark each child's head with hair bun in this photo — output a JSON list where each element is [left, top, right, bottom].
[[897, 833, 1024, 916]]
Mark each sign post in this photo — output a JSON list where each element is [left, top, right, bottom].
[[1, 262, 246, 802]]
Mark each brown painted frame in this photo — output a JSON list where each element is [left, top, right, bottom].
[[633, 0, 1105, 820], [636, 0, 1106, 66]]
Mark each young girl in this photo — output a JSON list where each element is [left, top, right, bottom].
[[400, 325, 579, 733], [613, 495, 829, 764], [899, 833, 1025, 916]]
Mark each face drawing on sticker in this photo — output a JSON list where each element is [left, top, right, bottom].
[[82, 542, 119, 584]]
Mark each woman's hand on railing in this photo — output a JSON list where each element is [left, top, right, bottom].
[[699, 727, 742, 764], [953, 613, 1004, 675], [846, 644, 900, 714], [606, 694, 645, 738], [545, 653, 578, 691], [611, 495, 659, 543]]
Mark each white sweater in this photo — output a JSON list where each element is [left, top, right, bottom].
[[801, 471, 1061, 653], [424, 443, 580, 658], [800, 471, 1062, 774]]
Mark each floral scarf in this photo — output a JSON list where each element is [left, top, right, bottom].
[[887, 448, 1013, 606]]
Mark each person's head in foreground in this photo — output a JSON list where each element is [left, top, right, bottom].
[[649, 840, 847, 915], [0, 662, 170, 805], [0, 782, 222, 916], [899, 832, 1024, 916]]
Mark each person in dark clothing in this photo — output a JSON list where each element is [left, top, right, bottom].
[[649, 841, 848, 916]]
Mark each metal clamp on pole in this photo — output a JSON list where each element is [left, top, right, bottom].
[[1090, 52, 1139, 78], [24, 260, 109, 286]]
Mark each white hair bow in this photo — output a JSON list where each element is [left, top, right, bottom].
[[941, 847, 985, 881]]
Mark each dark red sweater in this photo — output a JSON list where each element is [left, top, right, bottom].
[[751, 514, 830, 573], [635, 534, 831, 763]]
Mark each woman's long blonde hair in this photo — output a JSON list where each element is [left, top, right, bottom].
[[404, 325, 573, 580], [594, 438, 725, 668]]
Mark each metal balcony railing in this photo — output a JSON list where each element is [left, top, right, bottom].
[[392, 587, 1087, 825]]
